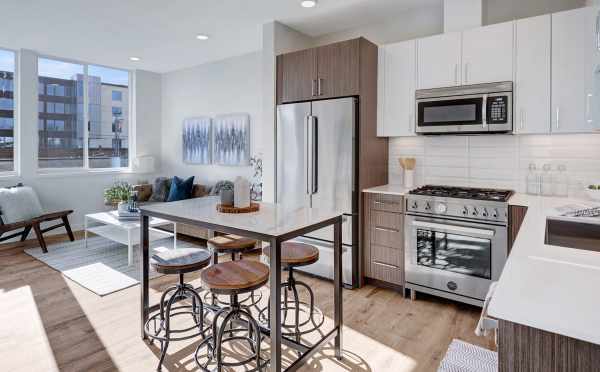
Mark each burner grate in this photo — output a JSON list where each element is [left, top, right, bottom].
[[409, 185, 514, 202]]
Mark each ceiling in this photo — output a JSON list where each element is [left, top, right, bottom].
[[1, 0, 440, 73]]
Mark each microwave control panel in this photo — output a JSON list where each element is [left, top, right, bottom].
[[487, 96, 508, 124]]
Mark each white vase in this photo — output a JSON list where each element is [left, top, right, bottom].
[[234, 177, 251, 208]]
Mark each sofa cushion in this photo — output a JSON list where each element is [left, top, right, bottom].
[[167, 176, 195, 202], [149, 177, 171, 202], [134, 184, 153, 202], [0, 186, 44, 224]]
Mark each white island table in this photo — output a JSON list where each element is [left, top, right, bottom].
[[139, 196, 344, 371]]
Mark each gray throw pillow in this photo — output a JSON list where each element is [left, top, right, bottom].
[[0, 186, 44, 224], [149, 177, 172, 202]]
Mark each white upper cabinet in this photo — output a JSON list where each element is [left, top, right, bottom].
[[378, 40, 417, 137], [584, 6, 600, 132], [515, 15, 551, 134], [552, 7, 590, 133], [462, 21, 514, 85], [417, 32, 462, 89]]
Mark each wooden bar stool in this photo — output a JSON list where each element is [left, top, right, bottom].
[[144, 248, 212, 371], [259, 242, 325, 343], [206, 234, 262, 307], [195, 260, 270, 372]]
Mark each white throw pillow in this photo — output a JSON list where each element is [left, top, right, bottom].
[[0, 186, 44, 224]]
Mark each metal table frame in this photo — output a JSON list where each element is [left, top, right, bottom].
[[139, 209, 344, 371]]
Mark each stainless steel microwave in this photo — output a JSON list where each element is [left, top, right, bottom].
[[415, 81, 513, 134]]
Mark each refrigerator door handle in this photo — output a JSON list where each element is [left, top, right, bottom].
[[306, 115, 311, 195], [311, 116, 318, 194]]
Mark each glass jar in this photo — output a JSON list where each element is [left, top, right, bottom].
[[526, 163, 540, 195], [553, 164, 568, 197], [541, 164, 553, 196]]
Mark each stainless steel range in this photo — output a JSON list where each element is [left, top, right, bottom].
[[404, 185, 514, 307]]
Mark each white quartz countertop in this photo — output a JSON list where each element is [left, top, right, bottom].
[[362, 184, 410, 196], [489, 193, 600, 345], [140, 196, 344, 239]]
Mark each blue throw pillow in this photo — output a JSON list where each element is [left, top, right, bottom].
[[167, 176, 195, 202]]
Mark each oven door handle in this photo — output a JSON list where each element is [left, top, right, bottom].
[[412, 221, 496, 237]]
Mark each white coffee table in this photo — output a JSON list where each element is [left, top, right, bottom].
[[84, 211, 176, 266]]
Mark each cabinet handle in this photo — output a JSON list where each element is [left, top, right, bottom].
[[373, 261, 399, 269], [312, 80, 317, 96], [587, 94, 593, 124], [596, 12, 600, 50], [318, 78, 323, 96], [454, 64, 459, 85], [555, 107, 560, 130], [374, 226, 400, 233], [374, 200, 400, 206], [520, 108, 525, 130]]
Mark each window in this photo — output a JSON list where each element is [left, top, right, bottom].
[[88, 65, 129, 168], [0, 49, 15, 172], [38, 58, 130, 169], [112, 90, 122, 101]]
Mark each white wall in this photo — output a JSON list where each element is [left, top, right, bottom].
[[313, 5, 443, 46], [261, 22, 315, 202], [444, 0, 482, 32], [160, 51, 262, 186], [389, 134, 600, 197], [483, 0, 586, 24], [0, 50, 161, 233]]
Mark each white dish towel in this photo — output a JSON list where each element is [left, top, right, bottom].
[[475, 281, 499, 344]]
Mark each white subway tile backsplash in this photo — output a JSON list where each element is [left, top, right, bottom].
[[389, 133, 600, 194]]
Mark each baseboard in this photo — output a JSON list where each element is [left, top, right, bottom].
[[365, 277, 405, 293]]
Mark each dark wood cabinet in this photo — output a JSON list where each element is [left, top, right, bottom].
[[277, 38, 363, 103], [363, 192, 404, 288], [316, 39, 360, 99], [508, 205, 528, 253], [277, 48, 316, 103]]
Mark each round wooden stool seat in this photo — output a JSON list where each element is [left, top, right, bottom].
[[207, 234, 257, 253], [150, 248, 212, 275], [262, 242, 319, 267], [201, 260, 269, 295]]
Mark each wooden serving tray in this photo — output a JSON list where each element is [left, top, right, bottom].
[[216, 203, 260, 214]]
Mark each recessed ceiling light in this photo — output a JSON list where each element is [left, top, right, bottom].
[[301, 0, 317, 8], [196, 34, 210, 40], [129, 56, 141, 61]]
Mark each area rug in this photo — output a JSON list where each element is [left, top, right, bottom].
[[24, 237, 205, 296]]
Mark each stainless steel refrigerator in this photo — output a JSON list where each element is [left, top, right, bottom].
[[276, 97, 357, 287]]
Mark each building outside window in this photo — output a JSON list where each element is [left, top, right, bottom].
[[38, 58, 129, 169], [0, 49, 15, 172], [112, 90, 122, 101]]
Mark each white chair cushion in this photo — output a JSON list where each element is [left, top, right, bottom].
[[0, 186, 44, 224]]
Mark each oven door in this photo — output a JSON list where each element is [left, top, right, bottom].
[[405, 214, 507, 301], [416, 94, 486, 134]]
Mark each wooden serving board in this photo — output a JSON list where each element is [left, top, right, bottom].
[[216, 203, 260, 214]]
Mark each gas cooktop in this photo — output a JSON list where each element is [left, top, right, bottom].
[[409, 185, 514, 202]]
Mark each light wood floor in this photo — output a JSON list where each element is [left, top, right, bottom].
[[0, 234, 495, 372]]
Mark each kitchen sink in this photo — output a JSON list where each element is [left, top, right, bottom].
[[545, 218, 600, 252]]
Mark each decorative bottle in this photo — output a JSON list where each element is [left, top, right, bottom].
[[553, 164, 568, 197], [526, 163, 540, 195], [541, 164, 553, 196]]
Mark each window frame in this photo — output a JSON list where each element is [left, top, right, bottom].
[[0, 47, 18, 177], [36, 54, 133, 174]]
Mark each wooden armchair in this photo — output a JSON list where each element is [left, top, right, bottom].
[[0, 184, 74, 253]]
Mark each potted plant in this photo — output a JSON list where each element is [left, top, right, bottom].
[[104, 181, 133, 208]]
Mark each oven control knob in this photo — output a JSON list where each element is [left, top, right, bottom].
[[492, 209, 499, 218], [425, 202, 432, 211], [436, 203, 447, 214], [482, 208, 489, 217], [462, 206, 468, 215], [411, 201, 418, 210], [472, 207, 479, 216]]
